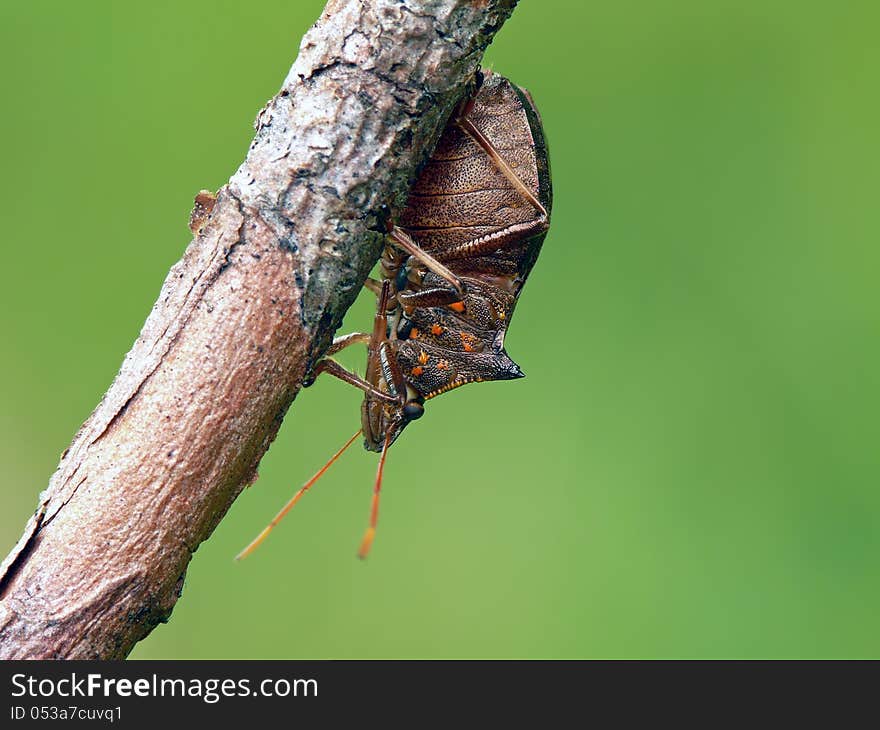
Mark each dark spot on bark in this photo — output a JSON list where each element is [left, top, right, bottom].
[[396, 127, 413, 155], [368, 202, 393, 232]]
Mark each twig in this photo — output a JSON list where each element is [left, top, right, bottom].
[[0, 0, 517, 660]]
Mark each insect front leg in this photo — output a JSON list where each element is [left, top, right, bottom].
[[303, 331, 393, 400], [310, 359, 398, 404], [306, 278, 395, 395], [363, 277, 383, 296], [326, 332, 371, 356]]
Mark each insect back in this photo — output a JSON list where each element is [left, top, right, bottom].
[[238, 69, 552, 561], [366, 69, 552, 451]]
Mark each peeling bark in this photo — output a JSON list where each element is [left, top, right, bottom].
[[0, 0, 517, 660]]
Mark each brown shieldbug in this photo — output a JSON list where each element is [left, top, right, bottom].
[[237, 69, 552, 560]]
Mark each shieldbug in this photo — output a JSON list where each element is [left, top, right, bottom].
[[237, 69, 552, 560]]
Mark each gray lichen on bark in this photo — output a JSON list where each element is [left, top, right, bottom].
[[0, 0, 517, 659]]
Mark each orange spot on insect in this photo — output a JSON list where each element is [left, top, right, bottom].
[[430, 324, 444, 336], [459, 332, 478, 353], [437, 360, 449, 371], [418, 350, 429, 365], [498, 311, 506, 320], [411, 366, 424, 377], [449, 302, 465, 313], [409, 328, 420, 339]]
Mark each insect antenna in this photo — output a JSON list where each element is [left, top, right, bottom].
[[357, 430, 393, 560], [235, 429, 362, 561]]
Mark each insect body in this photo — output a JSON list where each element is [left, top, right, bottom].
[[237, 70, 552, 560]]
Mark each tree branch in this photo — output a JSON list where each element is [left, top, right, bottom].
[[0, 0, 517, 660]]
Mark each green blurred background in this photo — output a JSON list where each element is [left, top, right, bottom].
[[1, 1, 878, 658]]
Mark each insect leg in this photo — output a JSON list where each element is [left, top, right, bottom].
[[304, 330, 387, 393], [396, 286, 462, 310], [387, 226, 464, 296], [441, 216, 549, 261], [326, 332, 371, 356], [312, 359, 398, 405], [363, 277, 383, 296], [455, 113, 548, 221], [311, 284, 399, 402]]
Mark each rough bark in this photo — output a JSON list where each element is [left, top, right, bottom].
[[0, 0, 517, 660]]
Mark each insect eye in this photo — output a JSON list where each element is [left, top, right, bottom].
[[403, 401, 424, 421]]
